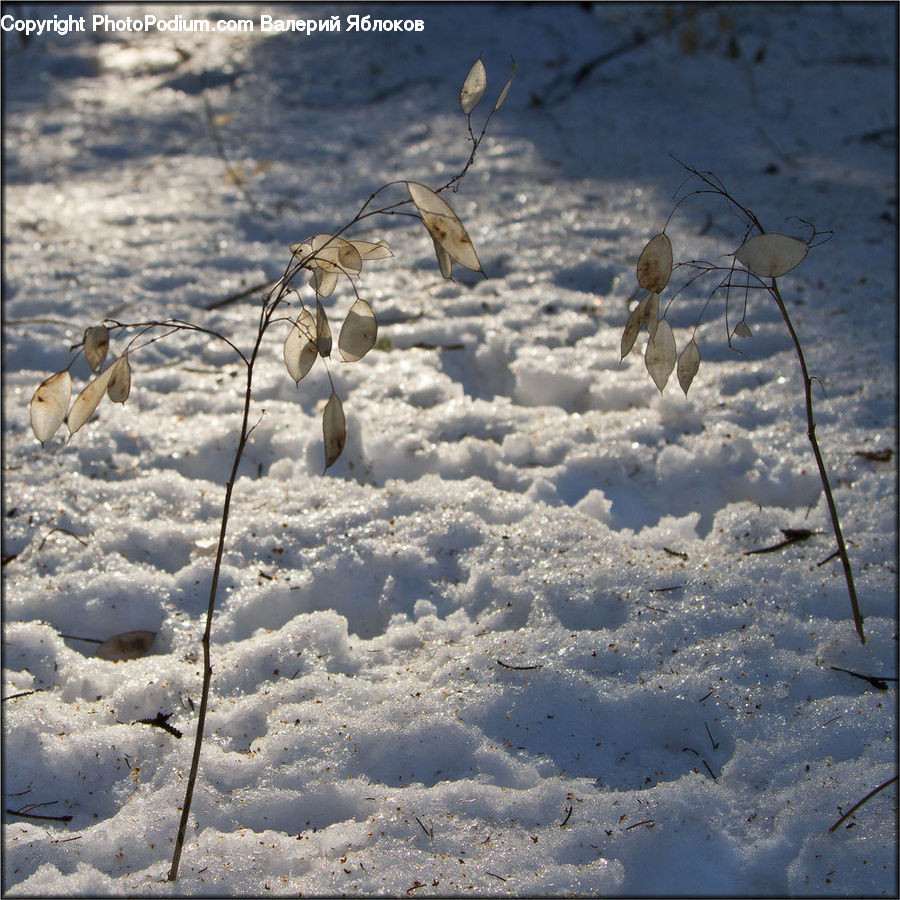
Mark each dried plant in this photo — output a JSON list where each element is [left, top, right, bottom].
[[28, 57, 515, 882], [621, 157, 864, 644]]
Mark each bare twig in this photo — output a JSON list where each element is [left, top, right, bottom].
[[497, 659, 543, 671], [828, 775, 898, 832], [6, 803, 72, 823], [134, 712, 183, 739], [830, 666, 896, 692], [769, 279, 865, 643], [2, 689, 42, 702]]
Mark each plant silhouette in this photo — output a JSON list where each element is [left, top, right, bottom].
[[28, 57, 516, 882]]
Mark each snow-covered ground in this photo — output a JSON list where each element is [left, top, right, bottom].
[[2, 3, 897, 896]]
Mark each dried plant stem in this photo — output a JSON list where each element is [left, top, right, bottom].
[[769, 280, 865, 644], [167, 290, 278, 880], [828, 774, 897, 832], [167, 358, 257, 881]]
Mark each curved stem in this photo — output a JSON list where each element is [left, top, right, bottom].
[[828, 775, 897, 832], [167, 321, 268, 881], [769, 279, 865, 643]]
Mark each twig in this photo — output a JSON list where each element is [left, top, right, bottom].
[[769, 280, 865, 643], [743, 527, 820, 555], [830, 666, 896, 692], [134, 712, 184, 739], [37, 527, 89, 552], [559, 806, 573, 827], [497, 660, 543, 671], [828, 775, 898, 832], [6, 803, 72, 823], [663, 547, 688, 559], [2, 689, 42, 702]]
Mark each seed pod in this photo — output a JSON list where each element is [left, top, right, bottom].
[[68, 363, 117, 435], [621, 293, 654, 359], [460, 57, 487, 114], [315, 300, 332, 358], [30, 370, 72, 444], [322, 391, 346, 471], [493, 59, 517, 112], [283, 309, 318, 383], [349, 239, 393, 260], [637, 233, 673, 293], [83, 325, 110, 373], [677, 339, 701, 396], [407, 181, 483, 273], [106, 354, 131, 404], [645, 318, 676, 393], [339, 299, 378, 362], [734, 233, 808, 278]]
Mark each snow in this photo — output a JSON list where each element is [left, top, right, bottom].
[[2, 2, 897, 896]]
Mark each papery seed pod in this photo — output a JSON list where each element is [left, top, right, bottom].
[[732, 320, 753, 339], [84, 325, 110, 373], [460, 57, 487, 114], [67, 362, 117, 435], [30, 370, 72, 444], [407, 182, 483, 273], [315, 300, 332, 358], [621, 294, 652, 359], [645, 318, 676, 393], [283, 309, 318, 383], [349, 239, 393, 260], [734, 233, 808, 278], [322, 391, 346, 471], [106, 353, 131, 404], [493, 59, 517, 112], [339, 299, 378, 362], [677, 339, 701, 396], [306, 234, 363, 275], [310, 267, 339, 298], [637, 233, 673, 293]]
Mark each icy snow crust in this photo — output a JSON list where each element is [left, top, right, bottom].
[[2, 3, 897, 896]]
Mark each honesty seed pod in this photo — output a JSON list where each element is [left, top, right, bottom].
[[734, 232, 809, 279], [30, 370, 72, 444], [677, 339, 701, 396], [83, 325, 110, 373], [106, 354, 131, 404], [283, 309, 318, 383], [322, 391, 346, 471], [460, 57, 487, 114], [407, 181, 483, 274], [339, 299, 378, 362], [645, 318, 676, 393], [67, 362, 118, 435], [637, 233, 673, 293]]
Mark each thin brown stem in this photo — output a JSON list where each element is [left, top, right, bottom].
[[828, 774, 897, 832], [769, 279, 865, 643], [167, 341, 263, 881]]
